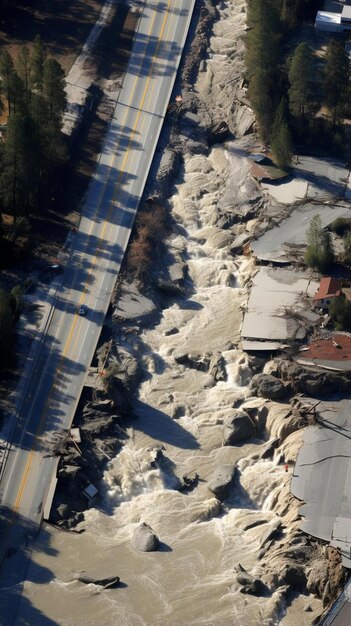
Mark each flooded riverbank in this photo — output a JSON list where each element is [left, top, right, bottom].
[[17, 1, 329, 624]]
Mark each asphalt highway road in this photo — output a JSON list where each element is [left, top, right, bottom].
[[0, 0, 195, 622]]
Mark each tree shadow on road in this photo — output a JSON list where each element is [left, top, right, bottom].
[[0, 507, 60, 626]]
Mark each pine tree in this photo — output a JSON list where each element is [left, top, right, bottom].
[[288, 43, 313, 118], [30, 34, 45, 90], [29, 92, 67, 210], [1, 113, 36, 218], [248, 70, 276, 142], [0, 50, 15, 114], [245, 0, 282, 140], [329, 296, 351, 331], [271, 99, 293, 168], [246, 0, 280, 78], [271, 124, 293, 168], [17, 46, 31, 104], [281, 0, 298, 29], [305, 214, 334, 270], [9, 70, 25, 114], [42, 58, 66, 122], [324, 39, 350, 129]]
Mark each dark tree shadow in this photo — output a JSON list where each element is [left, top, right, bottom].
[[0, 508, 59, 626]]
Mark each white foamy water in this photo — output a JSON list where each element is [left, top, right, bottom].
[[18, 140, 322, 626]]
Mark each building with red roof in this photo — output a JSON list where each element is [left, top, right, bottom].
[[313, 277, 343, 310], [296, 333, 351, 371]]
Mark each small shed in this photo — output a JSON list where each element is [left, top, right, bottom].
[[315, 11, 342, 32], [313, 277, 343, 310]]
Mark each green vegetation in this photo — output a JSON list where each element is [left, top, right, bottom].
[[0, 36, 67, 357], [330, 217, 351, 237], [288, 43, 313, 119], [245, 1, 350, 156], [0, 37, 67, 222], [324, 40, 350, 130], [271, 99, 293, 168], [305, 215, 334, 271], [329, 295, 351, 331]]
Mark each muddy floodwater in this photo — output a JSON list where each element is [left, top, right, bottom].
[[18, 142, 323, 626], [16, 1, 327, 623]]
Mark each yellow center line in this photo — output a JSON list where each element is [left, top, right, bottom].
[[59, 0, 174, 363], [13, 0, 174, 513]]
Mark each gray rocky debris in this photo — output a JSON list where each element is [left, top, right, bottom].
[[132, 523, 160, 552], [230, 232, 251, 255], [207, 464, 236, 499], [179, 473, 199, 493], [164, 327, 179, 336], [76, 574, 120, 588], [207, 120, 230, 144], [236, 563, 268, 596], [154, 277, 186, 296], [223, 410, 256, 445], [250, 374, 289, 400], [174, 352, 210, 371], [209, 354, 227, 381], [242, 404, 268, 435], [154, 148, 181, 196], [278, 361, 349, 397], [277, 563, 307, 591]]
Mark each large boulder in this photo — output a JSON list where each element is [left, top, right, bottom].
[[209, 354, 227, 382], [278, 361, 349, 397], [76, 574, 120, 589], [250, 374, 288, 400], [132, 523, 160, 552], [207, 464, 236, 500], [223, 410, 256, 445]]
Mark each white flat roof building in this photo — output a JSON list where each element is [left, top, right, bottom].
[[342, 6, 351, 22], [315, 10, 342, 32]]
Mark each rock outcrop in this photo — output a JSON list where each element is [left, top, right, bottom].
[[207, 464, 236, 499], [132, 523, 160, 552], [236, 564, 268, 596], [223, 410, 256, 445], [250, 374, 289, 400], [278, 361, 349, 397], [76, 574, 120, 588]]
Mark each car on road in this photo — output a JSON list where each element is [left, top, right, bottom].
[[78, 305, 88, 316]]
